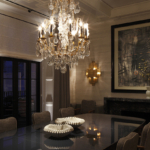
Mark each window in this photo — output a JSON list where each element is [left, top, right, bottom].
[[0, 57, 40, 127]]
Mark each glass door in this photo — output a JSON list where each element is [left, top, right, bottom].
[[18, 62, 26, 127], [0, 57, 40, 127], [3, 61, 13, 118], [31, 63, 37, 115]]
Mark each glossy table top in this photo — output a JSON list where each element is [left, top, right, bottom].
[[0, 114, 145, 150]]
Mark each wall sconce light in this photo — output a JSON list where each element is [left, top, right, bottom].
[[86, 61, 101, 86]]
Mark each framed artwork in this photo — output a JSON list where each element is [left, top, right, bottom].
[[111, 19, 150, 93], [111, 118, 142, 143]]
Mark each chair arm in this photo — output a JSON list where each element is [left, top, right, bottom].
[[137, 145, 145, 149]]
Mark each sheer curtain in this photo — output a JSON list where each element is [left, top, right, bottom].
[[53, 66, 70, 120]]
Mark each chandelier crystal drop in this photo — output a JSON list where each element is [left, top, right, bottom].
[[36, 0, 90, 73]]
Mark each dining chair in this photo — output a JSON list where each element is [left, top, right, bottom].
[[116, 132, 139, 150], [0, 117, 17, 133], [32, 111, 51, 125], [59, 107, 75, 117], [137, 122, 150, 150], [76, 100, 96, 114]]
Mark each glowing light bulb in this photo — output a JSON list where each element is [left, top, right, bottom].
[[93, 127, 97, 131], [97, 132, 101, 137], [79, 21, 83, 26], [50, 19, 54, 25], [72, 30, 76, 36], [38, 26, 42, 31], [69, 19, 72, 24], [97, 72, 101, 75], [84, 23, 88, 29], [42, 23, 45, 28]]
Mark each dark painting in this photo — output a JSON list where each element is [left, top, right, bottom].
[[118, 26, 150, 87]]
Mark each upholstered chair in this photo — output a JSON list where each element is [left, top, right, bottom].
[[75, 100, 96, 114], [59, 107, 75, 117], [116, 132, 139, 150], [137, 122, 150, 150], [0, 117, 17, 133], [32, 111, 51, 125], [81, 100, 96, 114]]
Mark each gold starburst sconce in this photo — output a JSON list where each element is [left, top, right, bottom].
[[86, 61, 101, 86]]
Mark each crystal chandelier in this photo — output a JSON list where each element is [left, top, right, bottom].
[[36, 0, 90, 73]]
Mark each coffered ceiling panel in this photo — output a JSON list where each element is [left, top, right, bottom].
[[102, 0, 148, 8]]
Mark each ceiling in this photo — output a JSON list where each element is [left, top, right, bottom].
[[102, 0, 148, 8], [0, 0, 150, 24], [2, 0, 51, 16]]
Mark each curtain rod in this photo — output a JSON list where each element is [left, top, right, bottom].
[[0, 12, 38, 26], [5, 0, 49, 18]]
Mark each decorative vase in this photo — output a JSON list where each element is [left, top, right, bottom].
[[146, 86, 150, 99]]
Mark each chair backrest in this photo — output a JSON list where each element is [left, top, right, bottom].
[[81, 100, 96, 114], [116, 132, 139, 150], [32, 111, 51, 125], [140, 122, 150, 150], [0, 117, 17, 133], [59, 107, 74, 117]]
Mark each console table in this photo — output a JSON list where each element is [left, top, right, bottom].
[[104, 97, 150, 117]]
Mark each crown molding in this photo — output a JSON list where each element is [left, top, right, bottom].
[[111, 1, 150, 18], [93, 1, 150, 25]]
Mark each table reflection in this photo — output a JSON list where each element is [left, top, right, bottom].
[[44, 137, 74, 149]]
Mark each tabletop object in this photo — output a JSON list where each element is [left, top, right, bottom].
[[55, 117, 85, 128], [44, 124, 74, 138]]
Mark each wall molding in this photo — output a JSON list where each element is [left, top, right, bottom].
[[0, 51, 42, 62]]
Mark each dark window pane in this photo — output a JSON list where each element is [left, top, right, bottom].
[[18, 98, 26, 118], [31, 63, 36, 79], [18, 62, 26, 127], [3, 79, 13, 93], [3, 79, 13, 117], [31, 96, 36, 112], [3, 61, 12, 78], [18, 63, 26, 79], [31, 80, 36, 95], [18, 80, 26, 97]]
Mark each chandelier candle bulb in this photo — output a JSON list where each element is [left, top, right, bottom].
[[41, 23, 45, 36], [50, 25, 53, 33], [84, 23, 88, 37], [70, 24, 72, 32], [69, 19, 72, 32], [38, 26, 42, 38]]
